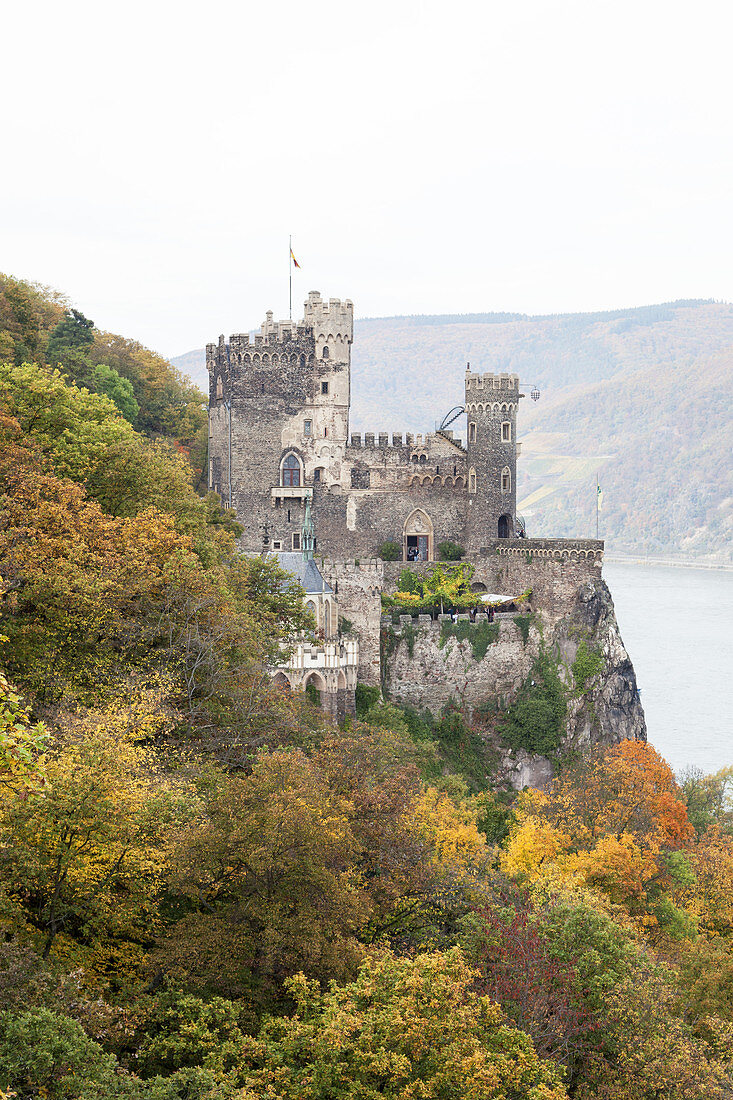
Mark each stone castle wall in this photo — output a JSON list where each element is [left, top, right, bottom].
[[207, 293, 528, 558], [319, 559, 384, 685]]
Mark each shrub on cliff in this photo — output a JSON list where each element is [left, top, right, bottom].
[[499, 648, 567, 756]]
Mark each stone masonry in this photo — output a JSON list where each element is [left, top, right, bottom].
[[207, 291, 522, 560]]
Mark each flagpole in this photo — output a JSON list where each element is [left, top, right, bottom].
[[289, 234, 292, 321], [596, 472, 599, 540]]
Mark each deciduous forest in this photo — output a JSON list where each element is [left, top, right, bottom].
[[1, 274, 732, 1098]]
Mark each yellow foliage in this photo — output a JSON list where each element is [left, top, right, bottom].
[[412, 787, 488, 873], [500, 817, 572, 883], [569, 832, 659, 909]]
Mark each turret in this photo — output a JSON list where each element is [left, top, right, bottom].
[[464, 369, 523, 551]]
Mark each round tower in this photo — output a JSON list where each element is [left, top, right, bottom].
[[464, 369, 523, 552]]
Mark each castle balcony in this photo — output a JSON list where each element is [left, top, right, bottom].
[[271, 486, 314, 504]]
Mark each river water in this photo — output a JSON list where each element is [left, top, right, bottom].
[[604, 562, 733, 777]]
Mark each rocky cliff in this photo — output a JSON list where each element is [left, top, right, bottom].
[[382, 572, 645, 791]]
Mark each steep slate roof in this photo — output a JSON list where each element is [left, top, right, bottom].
[[271, 552, 333, 595]]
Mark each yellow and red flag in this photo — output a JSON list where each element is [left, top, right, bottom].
[[290, 248, 301, 269]]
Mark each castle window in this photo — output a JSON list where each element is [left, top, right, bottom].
[[321, 381, 329, 394], [469, 468, 476, 494], [292, 532, 301, 550], [287, 508, 291, 522], [314, 467, 323, 483], [281, 453, 301, 487], [322, 345, 330, 360], [501, 421, 511, 442], [419, 454, 426, 464], [469, 422, 476, 443], [272, 540, 283, 550], [501, 467, 511, 493], [274, 497, 281, 508], [304, 419, 312, 436], [215, 376, 223, 400]]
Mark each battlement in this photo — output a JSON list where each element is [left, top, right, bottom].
[[349, 430, 409, 450], [303, 290, 354, 340], [347, 430, 450, 451], [284, 638, 359, 670], [465, 371, 520, 392], [319, 558, 384, 578], [205, 291, 353, 373], [484, 538, 604, 562]]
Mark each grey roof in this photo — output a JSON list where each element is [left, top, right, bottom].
[[270, 552, 333, 595]]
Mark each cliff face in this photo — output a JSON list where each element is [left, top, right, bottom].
[[382, 573, 645, 791]]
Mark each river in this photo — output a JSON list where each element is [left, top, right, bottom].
[[604, 561, 733, 777]]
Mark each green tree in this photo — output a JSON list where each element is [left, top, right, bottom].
[[92, 362, 140, 422], [240, 948, 568, 1099], [46, 308, 95, 386], [0, 1008, 118, 1099]]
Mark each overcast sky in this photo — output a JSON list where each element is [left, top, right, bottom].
[[4, 0, 732, 357]]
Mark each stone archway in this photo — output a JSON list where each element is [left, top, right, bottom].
[[272, 671, 291, 693], [304, 670, 326, 709], [498, 514, 513, 539], [403, 508, 434, 562]]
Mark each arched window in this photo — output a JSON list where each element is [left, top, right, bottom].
[[419, 454, 427, 464], [306, 599, 317, 624], [324, 602, 331, 637], [501, 466, 511, 493], [322, 345, 330, 359], [469, 467, 476, 494], [501, 421, 511, 442], [215, 376, 223, 400], [469, 422, 476, 443], [281, 453, 301, 487]]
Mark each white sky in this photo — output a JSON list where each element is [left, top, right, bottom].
[[4, 0, 733, 357]]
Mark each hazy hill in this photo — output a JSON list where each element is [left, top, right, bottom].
[[172, 300, 733, 563]]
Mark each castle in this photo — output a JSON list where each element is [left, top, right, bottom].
[[206, 293, 626, 762], [206, 291, 523, 559]]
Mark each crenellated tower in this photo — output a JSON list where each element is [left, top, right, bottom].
[[207, 291, 353, 553], [464, 369, 523, 552]]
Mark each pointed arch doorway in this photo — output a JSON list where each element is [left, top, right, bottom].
[[403, 509, 434, 562]]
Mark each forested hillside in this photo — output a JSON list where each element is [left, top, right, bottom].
[[176, 299, 733, 562], [2, 276, 733, 1097]]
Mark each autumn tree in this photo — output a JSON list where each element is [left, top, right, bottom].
[[0, 701, 191, 974], [162, 750, 367, 999], [0, 672, 48, 794]]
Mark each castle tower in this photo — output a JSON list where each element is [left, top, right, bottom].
[[464, 369, 523, 552], [206, 292, 353, 552]]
